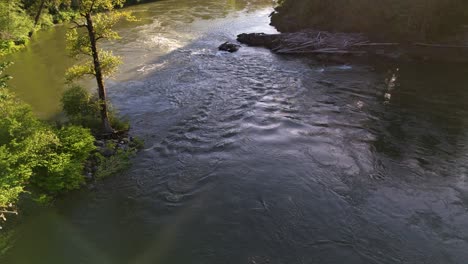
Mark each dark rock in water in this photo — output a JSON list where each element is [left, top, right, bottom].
[[237, 33, 281, 49], [218, 42, 241, 52]]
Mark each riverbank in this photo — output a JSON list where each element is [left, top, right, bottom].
[[239, 0, 468, 62], [237, 31, 468, 63], [0, 0, 162, 57]]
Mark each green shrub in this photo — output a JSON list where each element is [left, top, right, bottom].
[[53, 9, 78, 23], [61, 85, 129, 133], [38, 13, 55, 29], [0, 62, 12, 88], [0, 88, 96, 207], [94, 147, 134, 179], [131, 137, 145, 150], [30, 125, 96, 194], [0, 1, 33, 42]]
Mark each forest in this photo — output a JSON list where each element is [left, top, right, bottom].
[[0, 0, 142, 227], [0, 0, 153, 56]]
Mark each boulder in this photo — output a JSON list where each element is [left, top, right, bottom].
[[237, 33, 281, 49], [218, 42, 241, 52]]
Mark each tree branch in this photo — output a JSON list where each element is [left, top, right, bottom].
[[0, 209, 18, 215], [89, 0, 97, 13], [71, 20, 87, 29]]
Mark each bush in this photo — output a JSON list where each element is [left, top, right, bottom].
[[0, 88, 96, 207], [38, 13, 55, 29], [61, 85, 130, 133], [94, 147, 134, 179], [30, 125, 96, 194], [0, 1, 33, 43], [0, 62, 12, 88], [52, 9, 78, 24]]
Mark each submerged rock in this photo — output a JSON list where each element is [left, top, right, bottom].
[[218, 42, 241, 52]]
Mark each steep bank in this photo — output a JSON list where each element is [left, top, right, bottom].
[[238, 0, 468, 62], [270, 0, 468, 42]]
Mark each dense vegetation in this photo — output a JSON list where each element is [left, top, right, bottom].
[[0, 73, 96, 218], [0, 0, 33, 55], [271, 0, 468, 41], [0, 0, 147, 56], [0, 0, 77, 55], [0, 0, 141, 228]]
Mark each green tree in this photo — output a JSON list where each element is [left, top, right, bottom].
[[66, 0, 134, 134], [26, 0, 71, 37], [0, 0, 33, 55]]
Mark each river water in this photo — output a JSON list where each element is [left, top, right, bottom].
[[2, 0, 468, 263]]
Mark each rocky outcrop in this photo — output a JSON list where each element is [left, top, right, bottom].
[[257, 0, 468, 62], [218, 42, 241, 52], [237, 31, 468, 62], [236, 33, 281, 49]]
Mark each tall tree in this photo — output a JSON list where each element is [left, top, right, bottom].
[[66, 0, 134, 134]]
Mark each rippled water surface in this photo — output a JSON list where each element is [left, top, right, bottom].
[[2, 0, 468, 263]]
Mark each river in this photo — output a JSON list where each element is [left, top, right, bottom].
[[2, 0, 468, 263]]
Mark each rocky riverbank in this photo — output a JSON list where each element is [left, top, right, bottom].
[[237, 31, 468, 63], [84, 133, 143, 184], [238, 0, 468, 63]]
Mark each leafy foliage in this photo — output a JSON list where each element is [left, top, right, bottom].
[[65, 50, 122, 82], [75, 0, 126, 12], [0, 62, 12, 88], [0, 87, 96, 207], [22, 0, 72, 27], [66, 0, 136, 133], [30, 125, 95, 194], [0, 0, 33, 40], [0, 0, 33, 55], [61, 85, 129, 132], [94, 146, 134, 179], [65, 9, 135, 78]]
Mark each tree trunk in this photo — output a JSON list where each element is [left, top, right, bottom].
[[29, 0, 46, 38], [85, 13, 114, 134]]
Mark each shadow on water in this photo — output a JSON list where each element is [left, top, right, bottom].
[[368, 63, 468, 180]]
